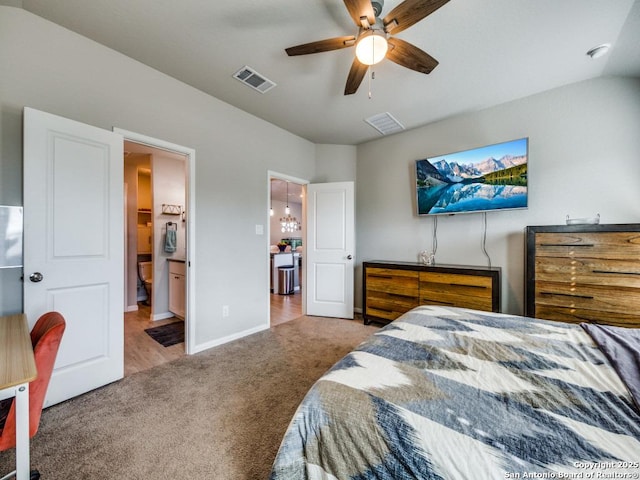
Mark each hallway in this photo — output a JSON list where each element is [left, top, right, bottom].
[[124, 304, 183, 376], [270, 290, 303, 327]]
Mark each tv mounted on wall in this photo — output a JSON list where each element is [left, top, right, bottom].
[[415, 137, 528, 216]]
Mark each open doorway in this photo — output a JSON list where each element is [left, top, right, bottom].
[[269, 174, 306, 326], [118, 129, 195, 376]]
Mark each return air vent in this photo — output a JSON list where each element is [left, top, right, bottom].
[[364, 112, 405, 136], [233, 66, 276, 93]]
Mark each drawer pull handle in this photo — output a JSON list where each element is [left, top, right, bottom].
[[540, 292, 594, 300], [387, 293, 414, 299], [421, 299, 454, 305], [592, 270, 640, 276], [447, 284, 487, 289], [372, 307, 394, 313], [539, 243, 595, 247]]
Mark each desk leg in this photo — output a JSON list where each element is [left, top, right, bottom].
[[14, 383, 30, 480]]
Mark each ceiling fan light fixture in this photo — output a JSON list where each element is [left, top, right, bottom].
[[355, 31, 388, 66]]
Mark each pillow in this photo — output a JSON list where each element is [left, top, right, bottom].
[[581, 322, 640, 412]]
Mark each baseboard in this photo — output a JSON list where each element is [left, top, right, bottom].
[[126, 304, 139, 312], [190, 323, 269, 354], [354, 306, 362, 314], [152, 311, 175, 321]]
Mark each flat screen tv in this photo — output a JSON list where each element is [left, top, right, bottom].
[[415, 137, 528, 216]]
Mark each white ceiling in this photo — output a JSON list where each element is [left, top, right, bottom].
[[8, 0, 640, 145]]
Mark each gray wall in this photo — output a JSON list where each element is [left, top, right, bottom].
[[356, 76, 640, 315], [315, 144, 357, 182], [0, 7, 317, 348]]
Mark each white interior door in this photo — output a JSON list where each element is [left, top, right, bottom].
[[305, 181, 355, 318], [23, 107, 124, 407]]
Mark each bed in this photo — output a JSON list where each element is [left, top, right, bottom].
[[270, 306, 640, 479]]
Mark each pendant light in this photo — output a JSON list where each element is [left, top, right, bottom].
[[270, 180, 274, 217], [280, 181, 300, 233], [285, 182, 290, 215]]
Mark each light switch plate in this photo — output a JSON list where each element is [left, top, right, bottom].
[[255, 224, 264, 235]]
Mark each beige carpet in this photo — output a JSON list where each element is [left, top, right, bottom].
[[0, 315, 378, 479]]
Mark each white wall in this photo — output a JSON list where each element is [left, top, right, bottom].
[[356, 76, 640, 315], [0, 7, 316, 348]]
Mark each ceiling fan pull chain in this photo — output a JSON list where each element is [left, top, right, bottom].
[[368, 37, 375, 99]]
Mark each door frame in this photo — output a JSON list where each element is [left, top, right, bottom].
[[267, 171, 308, 326], [115, 128, 196, 355]]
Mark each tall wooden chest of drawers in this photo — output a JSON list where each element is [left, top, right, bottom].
[[363, 261, 501, 325], [525, 224, 640, 327]]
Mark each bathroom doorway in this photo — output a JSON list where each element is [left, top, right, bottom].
[[268, 173, 307, 327], [120, 130, 195, 375]]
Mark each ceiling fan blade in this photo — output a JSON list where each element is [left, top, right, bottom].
[[383, 0, 450, 34], [285, 36, 356, 56], [386, 38, 439, 74], [343, 0, 376, 28], [344, 58, 369, 95]]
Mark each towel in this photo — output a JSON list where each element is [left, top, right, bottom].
[[164, 229, 177, 253]]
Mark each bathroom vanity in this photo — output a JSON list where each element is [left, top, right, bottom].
[[168, 258, 186, 319]]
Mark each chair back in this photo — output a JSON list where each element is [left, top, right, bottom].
[[0, 311, 66, 451]]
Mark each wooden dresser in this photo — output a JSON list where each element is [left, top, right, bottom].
[[525, 224, 640, 327], [362, 261, 501, 325]]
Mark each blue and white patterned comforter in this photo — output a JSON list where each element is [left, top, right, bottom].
[[270, 306, 640, 480]]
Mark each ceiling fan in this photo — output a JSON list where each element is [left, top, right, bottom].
[[285, 0, 450, 95]]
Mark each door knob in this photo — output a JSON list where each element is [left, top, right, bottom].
[[29, 272, 44, 283], [347, 255, 353, 260]]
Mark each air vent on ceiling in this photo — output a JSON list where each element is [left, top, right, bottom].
[[233, 66, 276, 94], [364, 112, 405, 136]]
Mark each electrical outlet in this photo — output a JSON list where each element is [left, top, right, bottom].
[[222, 305, 229, 317]]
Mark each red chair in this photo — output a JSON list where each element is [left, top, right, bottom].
[[0, 312, 66, 479]]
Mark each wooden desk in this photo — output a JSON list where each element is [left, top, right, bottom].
[[0, 314, 37, 480]]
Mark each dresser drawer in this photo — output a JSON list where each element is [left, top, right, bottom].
[[419, 271, 493, 310], [534, 256, 640, 288], [365, 292, 419, 321], [366, 268, 419, 297], [535, 304, 640, 328], [534, 280, 640, 316], [365, 267, 419, 321], [535, 232, 640, 260]]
